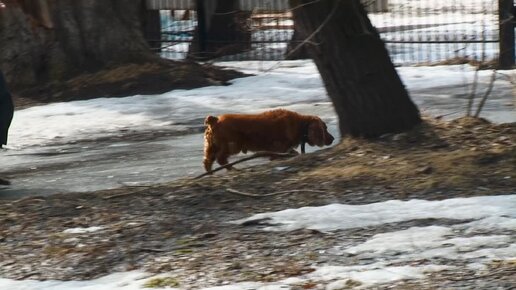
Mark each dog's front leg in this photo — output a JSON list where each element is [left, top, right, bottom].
[[216, 148, 233, 170]]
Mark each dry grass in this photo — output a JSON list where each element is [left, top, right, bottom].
[[297, 116, 514, 194]]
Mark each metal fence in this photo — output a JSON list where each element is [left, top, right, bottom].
[[156, 4, 295, 61], [372, 0, 501, 65], [145, 0, 513, 66]]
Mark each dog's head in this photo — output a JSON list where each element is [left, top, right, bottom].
[[307, 117, 334, 147]]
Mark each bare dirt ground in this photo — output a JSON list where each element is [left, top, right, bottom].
[[0, 114, 514, 289]]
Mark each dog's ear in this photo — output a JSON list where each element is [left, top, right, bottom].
[[307, 119, 326, 147], [204, 116, 218, 126]]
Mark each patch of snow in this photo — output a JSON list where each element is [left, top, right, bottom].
[[345, 226, 512, 262], [229, 195, 516, 289], [202, 282, 275, 290], [388, 0, 495, 12], [7, 60, 328, 149], [0, 271, 153, 290], [62, 226, 104, 234], [460, 216, 516, 234], [462, 243, 516, 260], [344, 226, 453, 255], [234, 195, 516, 232], [0, 263, 465, 290], [7, 61, 515, 150], [2, 195, 515, 289]]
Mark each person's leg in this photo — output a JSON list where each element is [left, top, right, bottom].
[[0, 70, 14, 148]]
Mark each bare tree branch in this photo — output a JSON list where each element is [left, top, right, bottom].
[[264, 0, 341, 72], [474, 70, 497, 118], [466, 68, 479, 116]]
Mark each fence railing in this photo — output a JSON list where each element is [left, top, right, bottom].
[[144, 0, 515, 67], [372, 0, 501, 65]]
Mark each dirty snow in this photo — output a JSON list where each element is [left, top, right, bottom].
[[7, 60, 328, 149], [6, 61, 515, 150], [0, 271, 150, 290], [1, 0, 514, 287], [2, 195, 514, 289], [234, 195, 516, 232], [62, 226, 105, 234], [226, 194, 516, 288]]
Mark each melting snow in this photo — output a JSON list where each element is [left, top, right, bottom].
[[2, 195, 515, 289], [62, 226, 104, 234], [234, 195, 516, 232], [7, 61, 515, 150]]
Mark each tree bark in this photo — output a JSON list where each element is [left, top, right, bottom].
[[188, 0, 251, 60], [0, 0, 155, 87], [290, 0, 421, 137]]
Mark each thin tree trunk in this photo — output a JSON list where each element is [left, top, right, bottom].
[[290, 0, 421, 137]]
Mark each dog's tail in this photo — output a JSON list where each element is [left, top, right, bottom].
[[204, 115, 218, 126]]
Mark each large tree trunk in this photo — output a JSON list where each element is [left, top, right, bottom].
[[0, 0, 154, 88], [188, 0, 251, 60], [290, 0, 421, 137]]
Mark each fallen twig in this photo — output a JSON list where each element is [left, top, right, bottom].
[[103, 189, 149, 200], [434, 110, 462, 119], [104, 187, 192, 200], [194, 151, 297, 179], [138, 247, 168, 253], [227, 188, 328, 197]]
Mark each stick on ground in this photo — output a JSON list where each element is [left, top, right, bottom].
[[194, 151, 297, 179], [227, 188, 329, 197]]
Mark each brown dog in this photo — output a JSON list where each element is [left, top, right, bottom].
[[203, 109, 334, 172]]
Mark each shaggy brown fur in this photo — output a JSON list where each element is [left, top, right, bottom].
[[203, 109, 334, 172]]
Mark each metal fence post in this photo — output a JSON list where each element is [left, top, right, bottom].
[[498, 0, 515, 69], [196, 0, 207, 54]]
